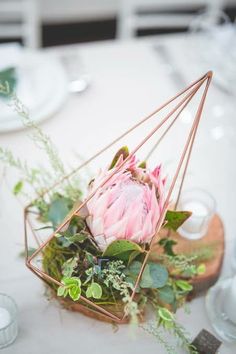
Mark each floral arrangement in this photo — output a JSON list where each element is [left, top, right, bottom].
[[0, 81, 212, 354]]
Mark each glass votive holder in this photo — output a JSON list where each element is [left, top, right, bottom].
[[232, 240, 236, 272], [206, 275, 236, 342], [0, 293, 18, 349], [177, 188, 216, 240]]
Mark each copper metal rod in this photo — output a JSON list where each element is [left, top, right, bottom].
[[126, 72, 212, 318], [24, 71, 213, 322], [28, 73, 209, 204], [26, 74, 206, 265]]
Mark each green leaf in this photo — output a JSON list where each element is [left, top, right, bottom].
[[47, 197, 70, 227], [86, 282, 103, 299], [128, 250, 141, 265], [73, 233, 87, 243], [158, 238, 177, 256], [85, 252, 95, 264], [63, 232, 88, 246], [57, 286, 66, 297], [109, 146, 129, 169], [13, 180, 23, 195], [62, 277, 81, 288], [126, 261, 168, 289], [158, 286, 175, 304], [138, 161, 146, 169], [62, 257, 78, 278], [197, 264, 206, 275], [0, 67, 17, 98], [126, 261, 142, 276], [86, 285, 93, 298], [158, 307, 174, 322], [59, 277, 81, 301], [125, 261, 142, 290], [175, 280, 193, 292], [140, 264, 153, 288], [164, 210, 192, 231], [103, 240, 143, 258], [149, 263, 169, 288], [69, 286, 81, 301]]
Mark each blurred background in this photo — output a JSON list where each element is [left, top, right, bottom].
[[0, 0, 235, 48], [1, 3, 236, 353]]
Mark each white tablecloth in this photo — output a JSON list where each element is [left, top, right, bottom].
[[0, 34, 235, 353]]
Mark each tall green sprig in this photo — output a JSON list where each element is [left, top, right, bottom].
[[101, 260, 140, 324], [0, 81, 81, 201], [0, 81, 65, 177], [140, 321, 177, 354]]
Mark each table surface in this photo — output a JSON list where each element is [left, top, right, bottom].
[[0, 33, 236, 354]]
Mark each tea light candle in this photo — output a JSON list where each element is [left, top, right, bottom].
[[0, 307, 11, 329], [184, 201, 208, 217], [181, 201, 208, 233], [178, 189, 215, 240], [224, 276, 236, 323]]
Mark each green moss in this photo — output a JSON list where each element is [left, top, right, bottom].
[[42, 238, 74, 290]]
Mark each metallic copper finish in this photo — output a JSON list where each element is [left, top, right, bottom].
[[24, 72, 212, 323]]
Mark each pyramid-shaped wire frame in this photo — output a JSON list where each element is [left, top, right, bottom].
[[24, 71, 213, 323]]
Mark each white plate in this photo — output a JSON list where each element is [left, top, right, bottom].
[[0, 51, 68, 133]]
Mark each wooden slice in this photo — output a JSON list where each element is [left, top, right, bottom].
[[159, 214, 225, 299]]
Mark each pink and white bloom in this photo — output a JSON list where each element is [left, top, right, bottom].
[[86, 154, 166, 251]]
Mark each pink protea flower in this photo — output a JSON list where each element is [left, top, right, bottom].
[[85, 152, 166, 251]]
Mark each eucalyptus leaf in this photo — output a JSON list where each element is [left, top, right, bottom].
[[126, 261, 168, 290], [140, 264, 153, 288], [149, 263, 169, 288], [127, 261, 142, 276], [47, 197, 71, 227], [125, 261, 142, 291], [164, 210, 192, 231], [158, 286, 175, 304]]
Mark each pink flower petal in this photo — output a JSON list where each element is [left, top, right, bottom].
[[87, 216, 104, 236], [104, 194, 126, 227], [105, 216, 128, 239]]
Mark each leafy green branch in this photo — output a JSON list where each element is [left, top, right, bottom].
[[101, 260, 140, 324]]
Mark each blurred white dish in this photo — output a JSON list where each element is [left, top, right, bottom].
[[0, 51, 68, 133]]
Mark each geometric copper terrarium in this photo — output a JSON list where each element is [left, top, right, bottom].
[[24, 71, 213, 323]]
